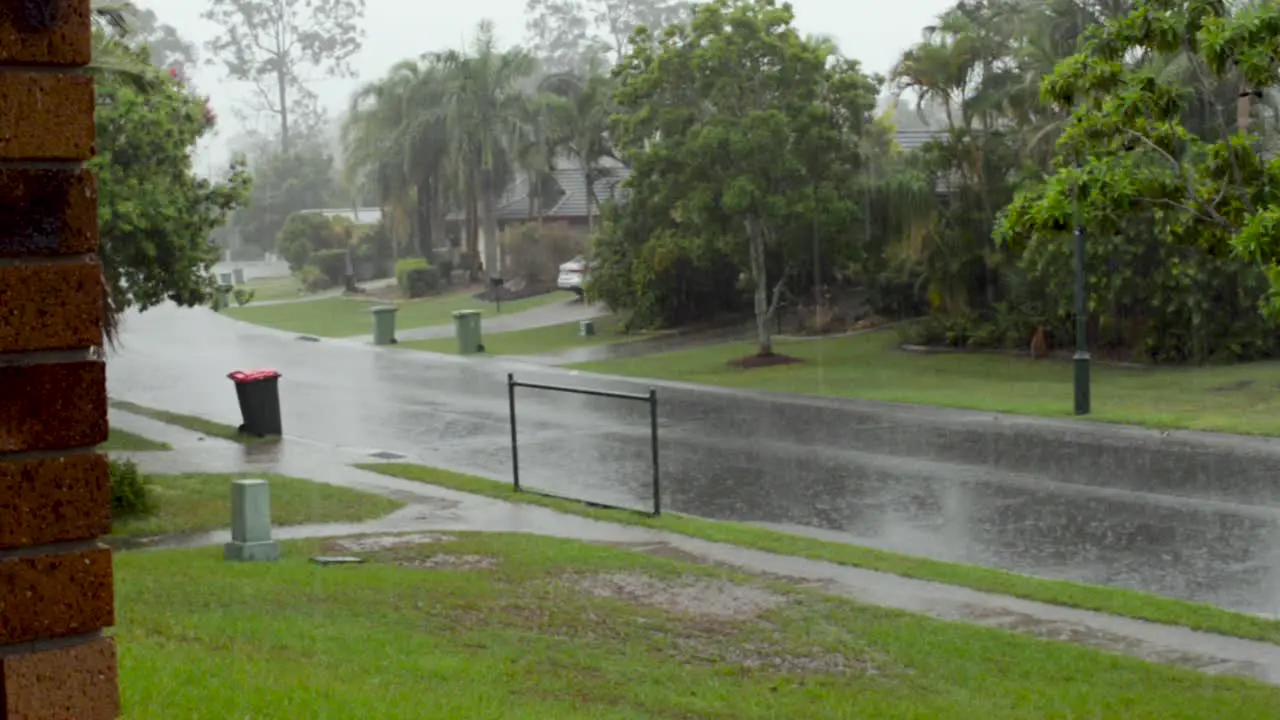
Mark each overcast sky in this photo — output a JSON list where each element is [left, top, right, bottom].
[[140, 0, 955, 171]]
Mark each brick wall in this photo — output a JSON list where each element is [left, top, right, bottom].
[[0, 1, 120, 718]]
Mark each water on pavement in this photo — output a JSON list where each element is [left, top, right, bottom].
[[107, 299, 1280, 616]]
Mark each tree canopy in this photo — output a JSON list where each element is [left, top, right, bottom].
[[92, 10, 251, 340], [607, 0, 878, 354]]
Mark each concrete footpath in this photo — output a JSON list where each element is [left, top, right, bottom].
[[109, 408, 1280, 686]]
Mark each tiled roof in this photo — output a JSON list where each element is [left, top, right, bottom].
[[446, 129, 949, 224], [542, 166, 627, 218], [449, 159, 631, 223], [894, 128, 948, 152], [299, 207, 384, 225]]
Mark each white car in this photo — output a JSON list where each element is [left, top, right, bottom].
[[557, 256, 590, 297]]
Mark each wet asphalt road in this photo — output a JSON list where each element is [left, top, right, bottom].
[[107, 299, 1280, 615]]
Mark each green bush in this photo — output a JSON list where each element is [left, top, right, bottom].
[[233, 288, 256, 306], [109, 459, 154, 521], [312, 249, 349, 285], [299, 265, 332, 293], [436, 258, 454, 285], [396, 258, 440, 298]]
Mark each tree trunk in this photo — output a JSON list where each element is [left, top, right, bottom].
[[343, 246, 356, 292], [479, 165, 501, 279], [583, 166, 595, 234], [384, 205, 399, 264], [415, 186, 431, 258], [429, 177, 447, 266], [277, 70, 290, 154], [748, 219, 772, 357], [465, 170, 480, 278]]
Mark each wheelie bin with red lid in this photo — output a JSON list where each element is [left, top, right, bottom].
[[227, 369, 282, 437]]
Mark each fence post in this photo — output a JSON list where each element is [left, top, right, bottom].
[[649, 388, 661, 517], [508, 373, 520, 492]]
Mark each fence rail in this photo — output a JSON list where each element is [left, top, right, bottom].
[[507, 373, 661, 517]]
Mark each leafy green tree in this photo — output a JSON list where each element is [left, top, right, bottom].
[[229, 140, 339, 253], [94, 44, 252, 339], [996, 0, 1280, 361], [611, 0, 876, 355], [276, 212, 353, 276]]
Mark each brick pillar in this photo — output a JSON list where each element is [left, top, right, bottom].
[[0, 2, 120, 719]]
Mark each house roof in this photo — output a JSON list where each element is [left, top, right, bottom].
[[447, 129, 950, 224], [448, 159, 631, 223], [299, 207, 384, 226], [894, 128, 948, 152]]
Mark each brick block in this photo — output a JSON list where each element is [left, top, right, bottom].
[[0, 362, 106, 453], [0, 73, 94, 161], [0, 548, 113, 645], [0, 261, 102, 353], [0, 454, 110, 550], [0, 0, 91, 67], [0, 168, 97, 258], [0, 637, 119, 720]]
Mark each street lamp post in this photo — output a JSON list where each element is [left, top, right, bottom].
[[1073, 216, 1091, 415]]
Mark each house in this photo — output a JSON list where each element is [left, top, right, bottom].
[[444, 157, 630, 257], [298, 207, 385, 227]]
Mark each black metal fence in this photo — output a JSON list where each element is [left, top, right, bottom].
[[507, 373, 661, 517]]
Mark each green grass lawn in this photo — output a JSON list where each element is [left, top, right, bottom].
[[99, 428, 171, 452], [109, 399, 277, 445], [113, 533, 1280, 719], [238, 274, 305, 303], [222, 289, 568, 338], [361, 462, 1280, 646], [400, 313, 648, 355], [573, 327, 1280, 437], [110, 472, 403, 539]]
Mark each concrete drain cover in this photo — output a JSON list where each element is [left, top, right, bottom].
[[368, 450, 406, 460], [296, 335, 321, 342]]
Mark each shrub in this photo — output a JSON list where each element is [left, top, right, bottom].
[[276, 213, 356, 273], [501, 222, 584, 285], [311, 248, 349, 285], [299, 265, 332, 293], [109, 459, 154, 520], [436, 258, 454, 285], [396, 258, 441, 298], [233, 288, 256, 306]]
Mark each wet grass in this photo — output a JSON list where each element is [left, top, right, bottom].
[[222, 289, 568, 338], [399, 313, 648, 356], [110, 472, 403, 539], [238, 274, 306, 303], [108, 399, 276, 446], [572, 328, 1280, 437], [99, 428, 171, 452], [112, 533, 1280, 719], [362, 462, 1280, 646]]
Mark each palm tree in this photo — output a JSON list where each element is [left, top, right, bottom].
[[432, 21, 537, 278], [539, 61, 619, 234], [344, 72, 416, 258], [344, 58, 460, 264], [513, 93, 562, 226]]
